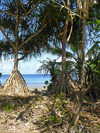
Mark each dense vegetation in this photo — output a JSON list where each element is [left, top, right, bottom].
[[0, 0, 100, 132]]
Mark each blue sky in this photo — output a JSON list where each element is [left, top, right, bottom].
[[0, 31, 58, 74], [0, 29, 93, 75], [0, 38, 91, 75], [0, 52, 58, 74]]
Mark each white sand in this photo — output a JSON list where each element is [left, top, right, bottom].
[[28, 85, 47, 91]]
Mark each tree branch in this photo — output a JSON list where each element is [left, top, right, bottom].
[[0, 26, 15, 50], [23, 49, 34, 53], [62, 0, 66, 7], [18, 25, 46, 50], [18, 55, 26, 61], [52, 0, 82, 19], [19, 0, 27, 13], [18, 0, 42, 25], [67, 10, 73, 42], [0, 9, 15, 17]]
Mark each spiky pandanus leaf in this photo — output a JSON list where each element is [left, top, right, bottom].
[[0, 0, 45, 95]]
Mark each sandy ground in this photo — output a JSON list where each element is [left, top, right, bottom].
[[28, 85, 47, 91], [0, 92, 100, 133], [0, 94, 50, 133]]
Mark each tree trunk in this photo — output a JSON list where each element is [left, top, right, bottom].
[[2, 2, 30, 96], [14, 50, 18, 71], [60, 15, 69, 93], [78, 71, 81, 82], [73, 0, 86, 127], [2, 70, 30, 96], [56, 0, 75, 94], [72, 102, 81, 127], [55, 15, 69, 94], [2, 48, 30, 96], [81, 16, 86, 88]]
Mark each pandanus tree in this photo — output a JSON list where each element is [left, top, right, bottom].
[[70, 0, 99, 127], [38, 0, 80, 94], [41, 0, 98, 127], [0, 0, 45, 95], [38, 58, 61, 89], [85, 4, 100, 100], [49, 0, 75, 93], [42, 0, 87, 94]]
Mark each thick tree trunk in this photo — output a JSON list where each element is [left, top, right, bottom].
[[2, 2, 30, 96], [72, 103, 81, 127], [2, 48, 30, 96], [2, 70, 30, 96], [2, 49, 30, 96], [14, 50, 18, 71]]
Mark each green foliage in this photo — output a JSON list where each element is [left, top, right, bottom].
[[0, 102, 15, 112], [41, 116, 45, 122], [86, 54, 100, 86], [0, 73, 2, 77], [39, 95, 43, 101], [44, 81, 49, 85], [86, 45, 100, 99], [0, 0, 47, 61], [44, 80, 48, 88], [38, 58, 61, 91], [47, 83, 53, 91], [96, 124, 100, 128], [12, 96, 22, 100], [50, 115, 58, 124]]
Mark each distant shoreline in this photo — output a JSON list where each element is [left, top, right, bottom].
[[1, 74, 50, 76], [28, 85, 47, 91], [0, 74, 50, 89]]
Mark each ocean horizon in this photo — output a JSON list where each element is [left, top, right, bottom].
[[0, 74, 51, 90]]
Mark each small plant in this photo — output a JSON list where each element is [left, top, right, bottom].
[[44, 80, 49, 88], [60, 92, 65, 97], [0, 102, 15, 112], [56, 101, 62, 110], [12, 96, 22, 100], [43, 86, 46, 89], [30, 97, 36, 102], [96, 124, 100, 128], [61, 100, 66, 108], [41, 116, 45, 122], [39, 95, 43, 101], [50, 115, 58, 124]]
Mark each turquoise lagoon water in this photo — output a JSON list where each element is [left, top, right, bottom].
[[0, 74, 51, 89]]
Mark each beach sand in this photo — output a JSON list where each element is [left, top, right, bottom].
[[28, 85, 47, 91]]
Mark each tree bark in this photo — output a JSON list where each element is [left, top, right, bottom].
[[61, 15, 69, 93], [2, 70, 30, 96], [73, 0, 86, 127], [14, 1, 19, 70], [81, 15, 86, 88], [14, 50, 18, 70], [57, 0, 70, 94], [2, 1, 30, 96]]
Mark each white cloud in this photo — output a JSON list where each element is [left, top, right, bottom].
[[0, 52, 58, 74]]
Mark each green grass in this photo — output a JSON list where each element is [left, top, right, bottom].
[[50, 115, 58, 124], [0, 102, 16, 112]]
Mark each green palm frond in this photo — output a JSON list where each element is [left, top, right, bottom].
[[48, 46, 74, 58], [87, 44, 100, 57]]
